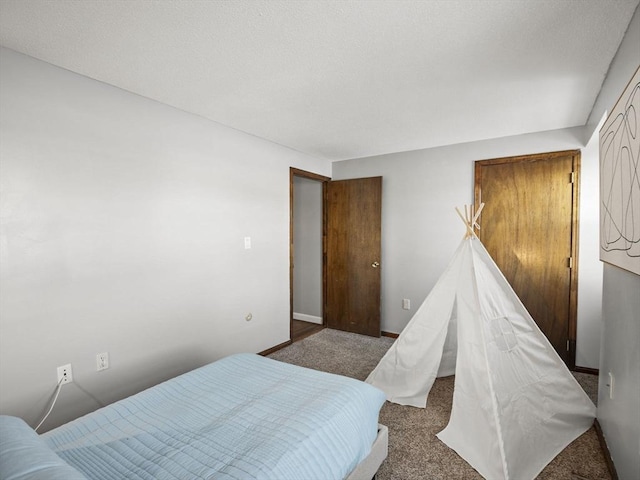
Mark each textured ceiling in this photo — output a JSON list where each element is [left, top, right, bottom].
[[1, 0, 638, 160]]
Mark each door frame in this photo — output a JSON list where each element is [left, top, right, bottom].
[[290, 168, 331, 340], [474, 149, 581, 369]]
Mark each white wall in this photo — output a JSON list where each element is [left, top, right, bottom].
[[598, 265, 640, 480], [332, 127, 603, 368], [576, 120, 605, 369], [587, 5, 640, 479], [0, 48, 330, 431]]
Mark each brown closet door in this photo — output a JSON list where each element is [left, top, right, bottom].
[[475, 151, 580, 367]]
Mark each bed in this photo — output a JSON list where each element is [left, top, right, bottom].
[[0, 353, 388, 480]]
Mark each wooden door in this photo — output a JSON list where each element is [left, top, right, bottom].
[[326, 177, 382, 337], [474, 150, 580, 367]]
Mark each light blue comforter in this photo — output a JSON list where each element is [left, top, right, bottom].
[[42, 354, 385, 480]]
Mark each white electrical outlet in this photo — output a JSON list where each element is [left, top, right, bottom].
[[402, 298, 411, 310], [57, 364, 73, 384], [96, 352, 109, 371], [608, 372, 615, 399]]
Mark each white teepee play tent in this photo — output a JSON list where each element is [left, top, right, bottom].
[[366, 205, 596, 480]]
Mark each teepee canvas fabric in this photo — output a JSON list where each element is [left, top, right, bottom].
[[366, 236, 595, 480]]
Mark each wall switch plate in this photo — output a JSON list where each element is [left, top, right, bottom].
[[57, 364, 73, 384], [96, 352, 109, 371], [244, 237, 251, 249]]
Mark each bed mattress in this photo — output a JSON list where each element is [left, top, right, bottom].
[[41, 353, 386, 480]]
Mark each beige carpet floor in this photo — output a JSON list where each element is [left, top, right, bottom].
[[268, 328, 609, 480]]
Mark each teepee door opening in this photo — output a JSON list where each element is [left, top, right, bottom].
[[474, 150, 580, 368]]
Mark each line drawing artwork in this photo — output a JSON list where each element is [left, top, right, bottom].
[[599, 66, 640, 276]]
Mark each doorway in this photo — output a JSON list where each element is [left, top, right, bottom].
[[474, 150, 580, 368], [289, 169, 383, 341], [290, 168, 329, 341]]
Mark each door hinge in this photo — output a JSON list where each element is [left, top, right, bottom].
[[568, 257, 573, 269], [569, 172, 575, 184], [567, 340, 570, 351]]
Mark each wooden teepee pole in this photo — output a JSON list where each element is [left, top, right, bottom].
[[455, 203, 485, 238]]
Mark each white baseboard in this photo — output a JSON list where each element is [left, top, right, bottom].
[[293, 313, 323, 324]]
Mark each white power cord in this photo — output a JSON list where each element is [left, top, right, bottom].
[[34, 377, 64, 432]]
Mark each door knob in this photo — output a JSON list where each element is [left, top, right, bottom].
[[371, 261, 380, 268]]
